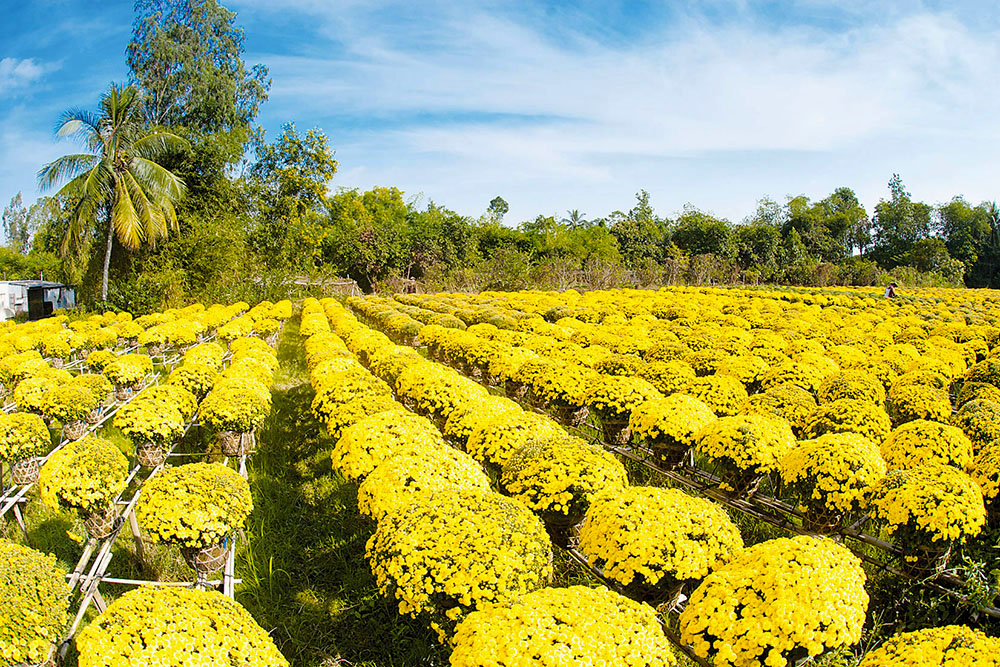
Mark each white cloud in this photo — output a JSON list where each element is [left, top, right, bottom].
[[0, 57, 57, 94], [221, 3, 1000, 220]]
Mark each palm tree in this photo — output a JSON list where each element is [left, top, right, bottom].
[[562, 209, 588, 229], [38, 83, 187, 301]]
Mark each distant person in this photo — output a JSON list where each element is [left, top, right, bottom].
[[884, 282, 897, 298]]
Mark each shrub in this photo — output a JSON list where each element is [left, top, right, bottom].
[[114, 399, 185, 448], [887, 384, 952, 424], [72, 373, 113, 404], [500, 436, 628, 522], [680, 536, 868, 667], [465, 411, 565, 468], [75, 587, 287, 667], [684, 375, 749, 417], [880, 419, 973, 471], [0, 411, 50, 461], [450, 586, 677, 667], [102, 354, 153, 388], [629, 394, 716, 462], [780, 433, 886, 516], [858, 625, 1000, 667], [41, 384, 97, 423], [332, 411, 446, 482], [137, 462, 252, 549], [200, 381, 272, 433], [39, 436, 129, 514], [0, 540, 69, 666], [579, 487, 743, 592], [817, 370, 886, 405], [583, 375, 662, 422], [803, 398, 892, 443], [695, 414, 797, 482], [366, 490, 552, 641]]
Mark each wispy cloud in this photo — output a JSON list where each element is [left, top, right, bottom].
[[0, 57, 58, 95], [237, 1, 998, 221]]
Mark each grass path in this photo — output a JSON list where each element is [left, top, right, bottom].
[[236, 314, 449, 666]]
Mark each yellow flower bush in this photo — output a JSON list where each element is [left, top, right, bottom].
[[804, 398, 892, 443], [887, 383, 953, 424], [580, 487, 743, 592], [72, 373, 113, 405], [780, 433, 887, 515], [366, 490, 552, 641], [200, 380, 272, 433], [13, 376, 56, 414], [183, 341, 225, 370], [76, 587, 287, 667], [679, 535, 868, 667], [449, 585, 677, 667], [500, 436, 628, 521], [465, 411, 565, 468], [817, 370, 887, 405], [955, 380, 1000, 407], [965, 356, 1000, 388], [695, 414, 796, 480], [357, 450, 492, 523], [583, 375, 662, 422], [137, 462, 252, 548], [0, 411, 50, 460], [858, 625, 1000, 667], [332, 411, 445, 482], [954, 399, 1000, 451], [760, 360, 829, 394], [85, 349, 118, 372], [40, 383, 97, 424], [0, 540, 69, 666], [881, 420, 973, 472], [325, 394, 404, 441], [103, 353, 153, 388], [115, 397, 186, 447], [684, 375, 749, 417], [310, 367, 391, 422], [39, 436, 129, 514], [167, 362, 218, 400], [637, 359, 696, 395], [740, 383, 817, 436], [871, 464, 986, 546], [629, 394, 716, 464], [442, 395, 520, 445], [971, 440, 1000, 514], [395, 364, 489, 421]]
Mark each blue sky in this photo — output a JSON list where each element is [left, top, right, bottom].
[[2, 0, 999, 227]]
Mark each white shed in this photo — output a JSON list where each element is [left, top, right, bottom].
[[0, 281, 76, 321]]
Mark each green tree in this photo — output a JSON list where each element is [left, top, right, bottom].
[[608, 190, 667, 266], [672, 205, 731, 258], [872, 174, 931, 266], [127, 0, 269, 136], [37, 83, 188, 300], [323, 186, 408, 289], [249, 122, 338, 266], [488, 196, 509, 224], [561, 209, 588, 229]]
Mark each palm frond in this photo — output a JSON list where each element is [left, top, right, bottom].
[[132, 131, 190, 161], [37, 154, 100, 191], [55, 109, 102, 151], [124, 170, 167, 245], [58, 166, 110, 256], [111, 177, 145, 250], [130, 156, 187, 202]]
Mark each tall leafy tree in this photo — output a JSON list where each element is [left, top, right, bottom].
[[37, 83, 187, 300], [872, 174, 931, 266], [2, 193, 31, 254], [127, 0, 269, 136]]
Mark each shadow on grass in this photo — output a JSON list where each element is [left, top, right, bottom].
[[236, 315, 449, 667]]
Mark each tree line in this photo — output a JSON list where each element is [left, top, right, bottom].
[[1, 0, 998, 313]]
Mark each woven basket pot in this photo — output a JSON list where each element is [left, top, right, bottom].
[[148, 345, 163, 356], [182, 541, 230, 576], [717, 467, 765, 499], [219, 431, 250, 457], [50, 358, 64, 369], [85, 406, 103, 425], [11, 457, 40, 485], [900, 543, 952, 579], [649, 437, 691, 469], [543, 514, 584, 549], [136, 441, 165, 467], [115, 385, 134, 402], [802, 507, 844, 535], [601, 419, 632, 446], [552, 403, 589, 427], [64, 420, 88, 441], [84, 504, 118, 541]]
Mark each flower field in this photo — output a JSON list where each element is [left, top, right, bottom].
[[3, 286, 1000, 666]]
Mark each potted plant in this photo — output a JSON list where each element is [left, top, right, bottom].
[[199, 381, 272, 456], [694, 414, 797, 498], [102, 354, 154, 400], [0, 412, 51, 484], [136, 462, 253, 577], [0, 541, 69, 667], [39, 436, 130, 539], [114, 398, 186, 467], [583, 375, 662, 445], [72, 373, 115, 422], [629, 394, 716, 468], [41, 383, 97, 440]]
